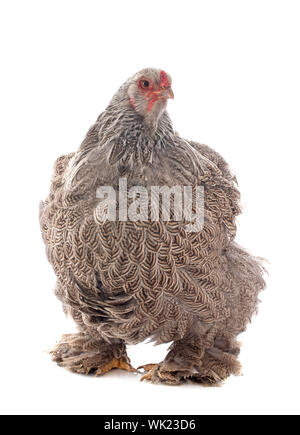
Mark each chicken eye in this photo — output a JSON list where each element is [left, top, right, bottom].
[[140, 80, 150, 89]]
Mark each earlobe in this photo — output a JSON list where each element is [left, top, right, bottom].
[[130, 97, 136, 109]]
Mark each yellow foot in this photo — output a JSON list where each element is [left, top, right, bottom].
[[51, 334, 137, 376], [95, 358, 137, 376], [138, 364, 157, 382]]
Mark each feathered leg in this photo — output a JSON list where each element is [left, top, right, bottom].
[[51, 333, 136, 376], [140, 337, 241, 385], [140, 333, 241, 385], [140, 242, 265, 386]]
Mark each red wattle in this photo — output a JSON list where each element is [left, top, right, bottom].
[[147, 96, 158, 111]]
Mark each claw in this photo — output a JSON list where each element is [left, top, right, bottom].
[[138, 363, 157, 382], [138, 364, 157, 382], [140, 371, 154, 382]]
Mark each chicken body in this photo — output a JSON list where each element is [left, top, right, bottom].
[[40, 68, 265, 384]]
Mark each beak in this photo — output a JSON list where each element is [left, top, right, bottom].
[[162, 87, 174, 100], [155, 87, 174, 100]]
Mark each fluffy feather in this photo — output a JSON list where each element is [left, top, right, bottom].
[[40, 68, 265, 385]]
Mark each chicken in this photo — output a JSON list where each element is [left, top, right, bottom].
[[40, 68, 265, 385]]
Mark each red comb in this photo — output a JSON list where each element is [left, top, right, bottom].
[[160, 70, 170, 88]]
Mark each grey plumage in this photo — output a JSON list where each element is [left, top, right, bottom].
[[40, 68, 265, 385]]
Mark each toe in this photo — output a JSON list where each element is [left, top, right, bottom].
[[95, 358, 137, 376], [118, 359, 137, 373], [138, 363, 156, 372]]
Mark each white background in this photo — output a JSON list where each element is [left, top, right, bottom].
[[0, 0, 299, 415]]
